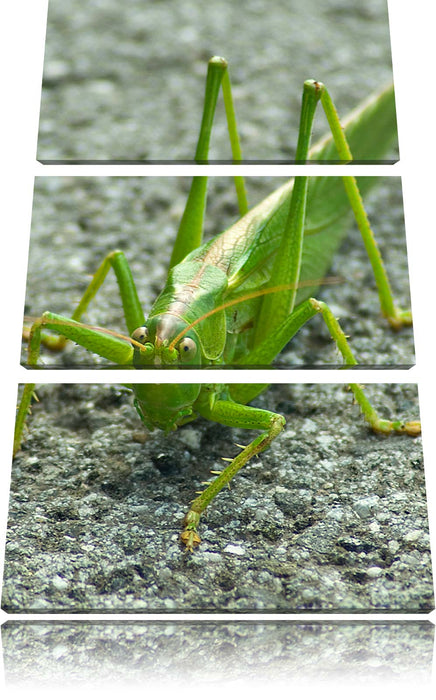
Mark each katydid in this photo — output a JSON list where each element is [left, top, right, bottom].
[[16, 59, 419, 549]]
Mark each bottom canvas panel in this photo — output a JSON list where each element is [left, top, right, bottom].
[[3, 383, 433, 612]]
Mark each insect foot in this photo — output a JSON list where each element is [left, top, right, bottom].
[[400, 420, 421, 437], [372, 418, 421, 437], [394, 420, 421, 437], [385, 308, 413, 331], [181, 510, 202, 552]]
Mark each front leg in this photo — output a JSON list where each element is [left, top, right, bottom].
[[15, 315, 135, 456], [23, 249, 145, 353], [181, 396, 285, 551]]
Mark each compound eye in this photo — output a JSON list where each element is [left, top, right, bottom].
[[131, 326, 149, 345], [178, 337, 197, 362]]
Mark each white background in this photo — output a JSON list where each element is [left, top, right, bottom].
[[0, 1, 435, 698]]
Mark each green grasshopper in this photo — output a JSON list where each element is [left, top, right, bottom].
[[16, 58, 420, 550]]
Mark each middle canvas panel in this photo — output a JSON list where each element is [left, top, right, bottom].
[[23, 175, 414, 370]]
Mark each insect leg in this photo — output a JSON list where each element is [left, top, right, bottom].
[[319, 86, 411, 329], [13, 384, 36, 457], [341, 173, 412, 329], [23, 249, 145, 353], [181, 398, 285, 551], [307, 298, 420, 434], [241, 297, 420, 434], [169, 56, 247, 269], [16, 313, 135, 453], [254, 81, 325, 344], [26, 312, 134, 368], [311, 84, 397, 163]]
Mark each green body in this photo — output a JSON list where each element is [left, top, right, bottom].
[[143, 173, 381, 367], [132, 80, 398, 369]]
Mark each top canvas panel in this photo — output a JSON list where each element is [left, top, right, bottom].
[[37, 0, 398, 164]]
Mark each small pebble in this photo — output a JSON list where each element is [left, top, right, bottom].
[[353, 496, 380, 519], [224, 544, 245, 556], [366, 567, 383, 579], [404, 530, 421, 543], [52, 575, 69, 591]]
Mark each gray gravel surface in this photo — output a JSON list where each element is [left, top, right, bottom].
[[3, 383, 432, 613], [24, 175, 414, 368], [37, 0, 397, 161], [2, 621, 434, 685]]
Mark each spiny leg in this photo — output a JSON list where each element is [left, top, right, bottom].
[[181, 397, 285, 551]]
